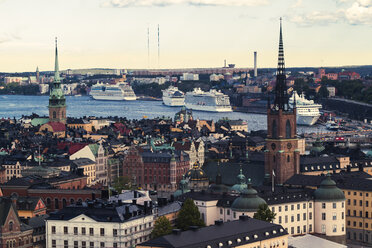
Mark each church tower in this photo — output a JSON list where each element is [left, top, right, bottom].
[[265, 19, 300, 184], [48, 38, 66, 124]]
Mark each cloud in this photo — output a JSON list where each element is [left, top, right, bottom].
[[289, 11, 342, 26], [102, 0, 268, 8], [343, 0, 372, 24], [291, 0, 302, 8], [0, 32, 21, 44]]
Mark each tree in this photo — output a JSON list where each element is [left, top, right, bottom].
[[112, 176, 131, 193], [176, 198, 205, 231], [151, 216, 173, 238], [253, 204, 276, 223]]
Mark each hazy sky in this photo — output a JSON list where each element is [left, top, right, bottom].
[[0, 0, 372, 72]]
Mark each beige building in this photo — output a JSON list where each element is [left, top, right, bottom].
[[72, 158, 96, 185]]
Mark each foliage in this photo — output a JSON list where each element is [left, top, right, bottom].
[[112, 176, 131, 193], [321, 79, 371, 104], [175, 198, 205, 231], [132, 82, 171, 98], [151, 216, 173, 238], [253, 204, 276, 223], [0, 83, 40, 95]]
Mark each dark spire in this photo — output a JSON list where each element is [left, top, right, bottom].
[[273, 18, 289, 111], [54, 37, 61, 82]]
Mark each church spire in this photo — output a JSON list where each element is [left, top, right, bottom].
[[54, 37, 61, 82], [273, 17, 289, 111]]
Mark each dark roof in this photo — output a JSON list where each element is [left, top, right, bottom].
[[141, 217, 287, 248]]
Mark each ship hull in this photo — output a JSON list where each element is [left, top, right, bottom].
[[184, 103, 232, 112], [91, 95, 136, 101], [162, 96, 185, 106], [296, 114, 320, 126]]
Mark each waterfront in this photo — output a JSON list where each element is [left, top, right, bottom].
[[0, 95, 327, 134]]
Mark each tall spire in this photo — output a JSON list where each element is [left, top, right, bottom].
[[273, 17, 289, 111], [54, 37, 60, 82]]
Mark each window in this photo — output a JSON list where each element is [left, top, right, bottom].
[[297, 226, 300, 234], [113, 229, 118, 237], [360, 200, 363, 206], [74, 227, 78, 235], [303, 203, 306, 209], [291, 227, 294, 234], [360, 222, 363, 227], [220, 209, 223, 215], [51, 226, 56, 234], [303, 225, 306, 233], [64, 226, 68, 234], [74, 241, 78, 248], [347, 210, 350, 216], [52, 240, 56, 248], [348, 199, 351, 205], [353, 221, 356, 227], [285, 215, 288, 223], [82, 241, 86, 248], [90, 242, 94, 248], [366, 223, 369, 228], [333, 203, 336, 208], [53, 111, 56, 119], [286, 120, 291, 138], [354, 200, 356, 205], [279, 206, 282, 212], [82, 227, 86, 235], [321, 224, 326, 233], [333, 225, 337, 233], [279, 216, 282, 224], [309, 224, 312, 232], [113, 243, 118, 248], [303, 213, 306, 221], [360, 211, 363, 217], [342, 212, 344, 219], [9, 221, 13, 231], [297, 214, 300, 221], [367, 201, 369, 207], [342, 224, 344, 232], [333, 213, 337, 220], [322, 213, 326, 220], [227, 209, 230, 215], [291, 215, 294, 222], [64, 240, 68, 248], [100, 242, 105, 248], [309, 202, 312, 208], [100, 228, 105, 236], [322, 203, 326, 209], [285, 205, 288, 211], [291, 205, 294, 211], [90, 228, 94, 236], [309, 212, 312, 220]]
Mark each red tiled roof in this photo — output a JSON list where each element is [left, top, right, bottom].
[[47, 122, 66, 132]]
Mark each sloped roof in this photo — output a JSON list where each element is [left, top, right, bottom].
[[46, 122, 66, 132]]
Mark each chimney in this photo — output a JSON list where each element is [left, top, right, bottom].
[[254, 51, 257, 77]]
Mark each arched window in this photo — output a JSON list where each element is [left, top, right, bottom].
[[46, 198, 51, 207], [54, 198, 59, 209], [62, 198, 67, 208], [9, 221, 13, 231], [53, 111, 56, 119], [287, 155, 290, 162], [286, 120, 291, 138], [272, 120, 277, 138], [70, 198, 75, 205]]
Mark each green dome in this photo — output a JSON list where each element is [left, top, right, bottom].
[[311, 138, 325, 155], [231, 179, 266, 212], [208, 173, 230, 194], [185, 164, 208, 181], [231, 169, 247, 193], [173, 175, 190, 197], [314, 174, 345, 202]]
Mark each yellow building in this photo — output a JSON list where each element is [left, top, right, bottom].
[[67, 118, 93, 133], [72, 158, 96, 185]]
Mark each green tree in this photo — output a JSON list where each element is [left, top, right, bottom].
[[112, 176, 131, 193], [253, 204, 276, 223], [318, 86, 329, 99], [151, 216, 173, 238], [176, 198, 205, 231]]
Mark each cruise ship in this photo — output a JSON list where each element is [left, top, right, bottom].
[[162, 86, 185, 106], [184, 88, 232, 112], [289, 91, 322, 126], [90, 83, 136, 101]]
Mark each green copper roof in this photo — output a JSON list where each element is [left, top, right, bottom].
[[231, 169, 248, 193], [54, 37, 61, 82], [31, 118, 49, 127], [314, 174, 345, 202], [231, 178, 266, 212]]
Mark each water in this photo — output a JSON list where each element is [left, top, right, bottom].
[[0, 95, 326, 134]]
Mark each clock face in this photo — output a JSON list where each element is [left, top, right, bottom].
[[287, 143, 292, 149], [271, 143, 276, 150]]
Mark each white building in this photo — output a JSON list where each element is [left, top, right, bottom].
[[46, 200, 155, 248], [178, 175, 346, 243], [181, 73, 199, 81], [39, 83, 50, 94]]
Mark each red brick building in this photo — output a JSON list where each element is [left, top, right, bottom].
[[0, 197, 33, 248], [122, 146, 190, 192]]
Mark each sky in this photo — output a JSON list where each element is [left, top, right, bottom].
[[0, 0, 372, 72]]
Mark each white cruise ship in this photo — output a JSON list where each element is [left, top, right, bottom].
[[184, 88, 232, 112], [289, 91, 322, 126], [90, 83, 136, 101], [162, 86, 185, 106]]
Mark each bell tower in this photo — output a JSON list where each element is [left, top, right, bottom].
[[48, 38, 66, 124], [265, 18, 300, 184]]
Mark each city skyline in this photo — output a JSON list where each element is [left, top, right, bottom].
[[0, 0, 372, 72]]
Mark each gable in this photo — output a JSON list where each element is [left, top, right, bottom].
[[69, 214, 97, 223]]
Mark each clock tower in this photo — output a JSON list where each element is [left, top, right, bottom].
[[265, 18, 300, 184]]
